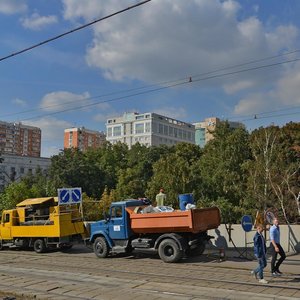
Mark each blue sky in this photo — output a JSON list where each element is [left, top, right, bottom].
[[0, 0, 299, 157]]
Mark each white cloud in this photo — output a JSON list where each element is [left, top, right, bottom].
[[234, 62, 300, 115], [0, 0, 27, 15], [24, 117, 73, 157], [153, 107, 187, 121], [40, 91, 91, 112], [21, 12, 58, 30], [12, 98, 27, 107], [223, 80, 255, 94], [276, 64, 300, 106], [93, 112, 111, 122], [61, 0, 298, 88], [234, 93, 267, 115], [24, 117, 71, 140]]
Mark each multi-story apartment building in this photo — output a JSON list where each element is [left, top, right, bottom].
[[64, 127, 106, 151], [0, 121, 41, 157], [194, 117, 244, 147], [0, 154, 51, 192], [106, 112, 195, 148]]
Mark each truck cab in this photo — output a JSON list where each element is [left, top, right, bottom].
[[90, 200, 143, 256], [0, 210, 15, 241]]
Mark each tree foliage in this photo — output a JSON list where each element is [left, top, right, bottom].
[[0, 122, 299, 223]]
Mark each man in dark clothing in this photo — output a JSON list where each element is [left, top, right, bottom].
[[270, 218, 286, 275], [251, 224, 268, 284]]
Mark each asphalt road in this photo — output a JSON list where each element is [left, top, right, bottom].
[[0, 245, 299, 300]]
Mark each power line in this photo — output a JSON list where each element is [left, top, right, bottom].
[[227, 105, 300, 121], [0, 0, 152, 63], [20, 56, 300, 121], [2, 48, 300, 119], [240, 111, 300, 122]]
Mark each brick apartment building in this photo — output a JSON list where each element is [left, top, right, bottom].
[[64, 127, 106, 151], [0, 121, 41, 157]]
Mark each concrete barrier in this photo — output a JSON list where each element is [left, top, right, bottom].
[[208, 224, 300, 254]]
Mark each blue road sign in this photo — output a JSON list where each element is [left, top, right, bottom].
[[241, 215, 253, 232], [58, 189, 70, 204], [58, 188, 82, 205], [71, 188, 82, 203]]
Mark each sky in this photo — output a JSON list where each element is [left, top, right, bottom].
[[0, 0, 300, 157]]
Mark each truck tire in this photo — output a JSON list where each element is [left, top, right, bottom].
[[33, 239, 46, 253], [0, 240, 3, 250], [93, 237, 109, 258], [158, 238, 182, 263]]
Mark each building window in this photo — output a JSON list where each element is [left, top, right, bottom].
[[169, 127, 174, 137], [113, 126, 122, 137], [187, 132, 192, 141], [158, 124, 163, 134], [136, 115, 144, 120], [135, 123, 144, 134], [20, 167, 25, 174], [145, 122, 151, 133], [174, 128, 178, 138], [152, 122, 157, 133], [163, 125, 168, 135], [107, 127, 112, 137], [183, 130, 187, 140], [178, 129, 182, 139]]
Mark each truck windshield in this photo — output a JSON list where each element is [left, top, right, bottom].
[[4, 214, 10, 223], [111, 206, 122, 218]]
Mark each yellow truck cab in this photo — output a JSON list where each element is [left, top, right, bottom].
[[0, 197, 86, 253]]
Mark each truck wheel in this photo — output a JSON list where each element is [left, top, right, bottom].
[[0, 240, 3, 250], [33, 239, 46, 253], [158, 238, 182, 263], [93, 237, 109, 258]]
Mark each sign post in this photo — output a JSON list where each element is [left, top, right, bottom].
[[241, 215, 253, 259]]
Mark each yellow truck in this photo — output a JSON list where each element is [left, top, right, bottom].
[[0, 197, 86, 253]]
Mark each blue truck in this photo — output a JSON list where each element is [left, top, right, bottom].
[[89, 200, 220, 263]]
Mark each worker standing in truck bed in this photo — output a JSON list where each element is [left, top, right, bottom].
[[156, 188, 166, 206]]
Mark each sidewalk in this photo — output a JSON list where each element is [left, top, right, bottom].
[[203, 249, 300, 275]]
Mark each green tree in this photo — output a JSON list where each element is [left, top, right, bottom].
[[49, 148, 105, 198], [146, 143, 202, 208], [197, 122, 251, 208], [245, 123, 300, 223], [0, 169, 51, 212], [114, 144, 171, 199]]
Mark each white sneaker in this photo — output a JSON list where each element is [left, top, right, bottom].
[[259, 279, 268, 284]]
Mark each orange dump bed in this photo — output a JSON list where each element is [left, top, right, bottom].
[[126, 207, 220, 234]]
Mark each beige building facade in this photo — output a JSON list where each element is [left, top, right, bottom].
[[194, 117, 244, 147], [106, 112, 195, 148]]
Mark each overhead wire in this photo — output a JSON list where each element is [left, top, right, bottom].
[[18, 55, 300, 121], [0, 0, 152, 63], [2, 48, 300, 119], [0, 0, 298, 124]]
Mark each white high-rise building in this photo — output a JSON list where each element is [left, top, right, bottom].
[[106, 112, 195, 148]]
